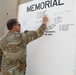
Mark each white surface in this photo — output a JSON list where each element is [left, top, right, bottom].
[[18, 0, 75, 75]]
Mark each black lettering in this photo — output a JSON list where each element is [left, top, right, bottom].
[[31, 4, 35, 11], [45, 1, 51, 8], [53, 0, 58, 6], [50, 0, 53, 7], [27, 6, 31, 12], [26, 0, 64, 12], [40, 2, 45, 9], [35, 3, 41, 10], [58, 0, 64, 5]]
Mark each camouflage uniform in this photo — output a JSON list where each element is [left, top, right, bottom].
[[0, 48, 3, 71], [0, 23, 46, 75]]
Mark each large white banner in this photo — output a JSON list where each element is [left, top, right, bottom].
[[18, 0, 75, 75]]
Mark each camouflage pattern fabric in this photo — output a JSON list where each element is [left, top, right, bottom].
[[0, 48, 3, 71], [0, 23, 46, 75]]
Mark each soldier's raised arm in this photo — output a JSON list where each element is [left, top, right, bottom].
[[22, 16, 48, 44]]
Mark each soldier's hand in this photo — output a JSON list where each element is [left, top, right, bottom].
[[42, 16, 48, 24]]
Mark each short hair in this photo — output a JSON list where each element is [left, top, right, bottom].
[[7, 19, 17, 30]]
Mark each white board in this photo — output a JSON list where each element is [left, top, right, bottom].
[[18, 0, 75, 75]]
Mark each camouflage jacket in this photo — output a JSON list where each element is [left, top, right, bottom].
[[0, 23, 46, 70], [0, 48, 3, 71]]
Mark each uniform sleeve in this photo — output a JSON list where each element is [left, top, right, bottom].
[[22, 23, 46, 44]]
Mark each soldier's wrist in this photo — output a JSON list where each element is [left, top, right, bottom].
[[42, 22, 46, 25]]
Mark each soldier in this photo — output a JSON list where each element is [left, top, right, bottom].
[[0, 16, 48, 75]]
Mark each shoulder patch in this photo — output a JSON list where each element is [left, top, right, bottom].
[[24, 30, 28, 33]]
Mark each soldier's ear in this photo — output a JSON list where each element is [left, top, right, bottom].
[[12, 26, 16, 30], [13, 25, 16, 29]]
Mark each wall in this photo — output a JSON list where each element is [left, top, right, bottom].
[[19, 0, 32, 4], [0, 0, 32, 37], [18, 0, 75, 75], [0, 0, 18, 37]]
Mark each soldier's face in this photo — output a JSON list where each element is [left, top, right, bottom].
[[13, 22, 21, 32]]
